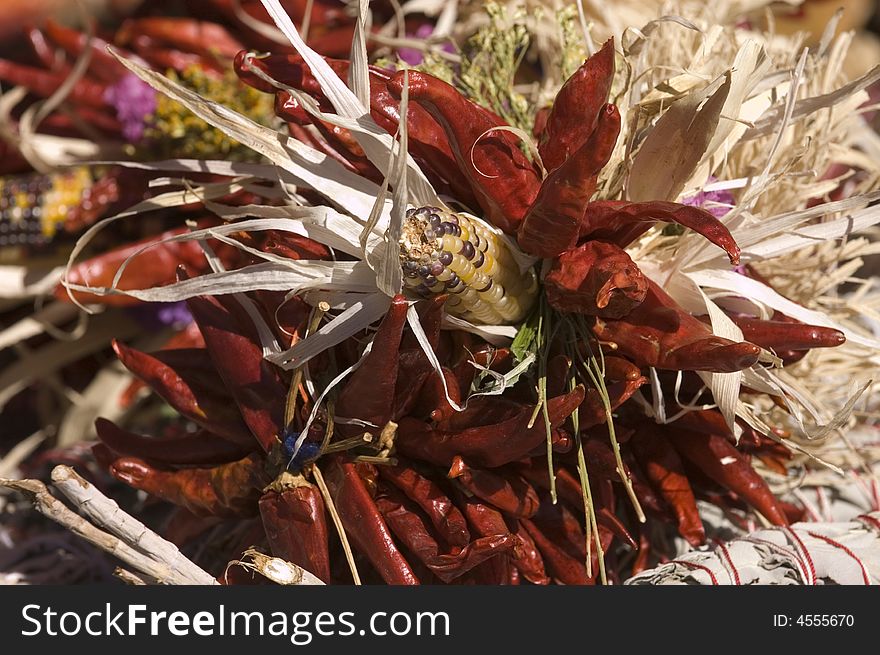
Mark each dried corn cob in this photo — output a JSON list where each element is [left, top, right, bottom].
[[399, 206, 538, 324], [0, 167, 93, 247]]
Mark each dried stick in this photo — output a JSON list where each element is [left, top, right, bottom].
[[1, 467, 217, 585], [49, 465, 216, 585]]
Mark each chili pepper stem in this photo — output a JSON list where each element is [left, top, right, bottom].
[[311, 463, 361, 585], [284, 301, 328, 427], [576, 440, 606, 584]]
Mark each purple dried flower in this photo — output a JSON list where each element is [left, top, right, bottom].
[[103, 73, 157, 143], [125, 301, 193, 331], [682, 178, 736, 219], [398, 24, 454, 67]]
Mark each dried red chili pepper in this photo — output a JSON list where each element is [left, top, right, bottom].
[[58, 226, 210, 307], [186, 294, 286, 452], [593, 279, 761, 372], [323, 457, 419, 585], [335, 295, 409, 436], [666, 428, 788, 525], [259, 479, 330, 583], [630, 429, 705, 546], [379, 462, 470, 547], [387, 70, 541, 234], [95, 418, 254, 467], [578, 200, 741, 264], [508, 519, 550, 584], [396, 386, 584, 468], [449, 457, 540, 519], [375, 485, 515, 583], [725, 315, 845, 351], [545, 240, 648, 318], [112, 341, 253, 446], [538, 39, 616, 172], [518, 103, 620, 257], [108, 452, 268, 517]]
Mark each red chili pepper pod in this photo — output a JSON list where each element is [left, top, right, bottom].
[[578, 376, 647, 430], [397, 386, 585, 468], [186, 294, 286, 452], [435, 395, 521, 432], [379, 462, 470, 547], [544, 240, 648, 317], [517, 103, 620, 257], [602, 356, 643, 382], [451, 346, 512, 399], [579, 200, 741, 265], [595, 507, 637, 550], [508, 519, 550, 584], [323, 456, 420, 585], [454, 489, 511, 538], [95, 418, 254, 467], [43, 18, 130, 84], [666, 429, 788, 525], [258, 482, 331, 583], [725, 315, 845, 351], [593, 279, 761, 372], [630, 429, 705, 546], [410, 366, 461, 423], [57, 226, 209, 307], [335, 295, 408, 435], [386, 70, 541, 235], [375, 485, 515, 583], [517, 462, 584, 510], [449, 457, 540, 519], [538, 39, 616, 173], [0, 58, 108, 108], [115, 17, 245, 60], [112, 341, 254, 446], [108, 453, 268, 517], [128, 36, 226, 76], [520, 519, 591, 585]]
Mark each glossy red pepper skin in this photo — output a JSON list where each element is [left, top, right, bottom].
[[58, 227, 209, 307], [335, 295, 409, 436], [386, 70, 541, 234], [324, 457, 420, 585], [259, 482, 331, 583], [521, 518, 590, 585], [116, 17, 244, 60], [95, 418, 254, 467], [112, 341, 253, 446], [43, 18, 129, 84], [578, 200, 741, 265], [378, 463, 470, 547], [593, 279, 761, 372], [186, 294, 286, 452], [375, 486, 515, 583], [518, 103, 620, 257], [0, 58, 109, 108], [108, 453, 268, 518], [508, 519, 550, 584], [666, 429, 789, 525], [725, 315, 845, 351], [538, 39, 616, 173], [450, 458, 540, 519], [235, 53, 479, 208], [396, 386, 584, 468], [630, 429, 705, 546], [545, 240, 647, 318]]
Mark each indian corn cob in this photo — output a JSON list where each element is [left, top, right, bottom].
[[0, 167, 93, 247], [399, 205, 538, 324]]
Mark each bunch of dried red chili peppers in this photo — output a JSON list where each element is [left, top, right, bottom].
[[51, 28, 852, 584], [2, 1, 861, 585]]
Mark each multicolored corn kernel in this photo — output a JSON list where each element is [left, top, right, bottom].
[[0, 167, 92, 247], [399, 206, 537, 324]]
